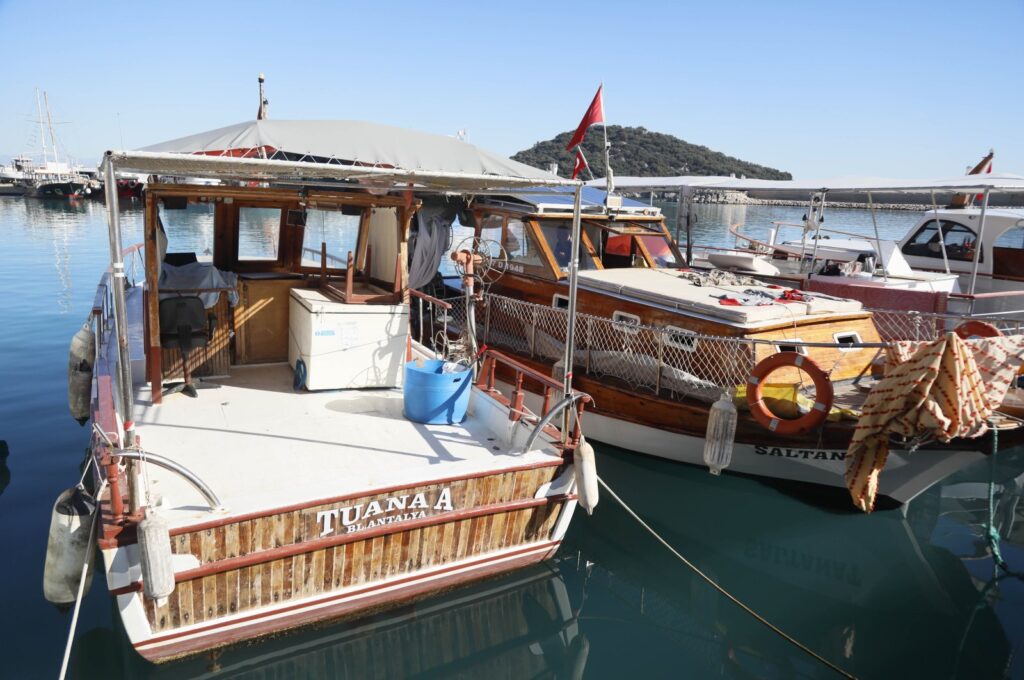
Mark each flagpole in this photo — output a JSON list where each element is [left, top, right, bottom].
[[602, 84, 613, 196], [576, 147, 596, 182], [562, 183, 583, 406]]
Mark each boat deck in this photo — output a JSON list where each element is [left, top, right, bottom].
[[131, 363, 560, 530]]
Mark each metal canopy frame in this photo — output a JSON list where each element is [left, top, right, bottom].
[[100, 149, 586, 444]]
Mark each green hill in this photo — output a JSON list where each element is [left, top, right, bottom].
[[512, 125, 791, 180]]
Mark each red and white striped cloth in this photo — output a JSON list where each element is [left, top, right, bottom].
[[846, 332, 1024, 511]]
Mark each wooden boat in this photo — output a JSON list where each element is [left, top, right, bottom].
[[60, 119, 595, 663], [416, 187, 1024, 505]]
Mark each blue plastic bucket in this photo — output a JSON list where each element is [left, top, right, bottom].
[[403, 360, 471, 424]]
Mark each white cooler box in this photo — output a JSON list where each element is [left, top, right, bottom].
[[288, 288, 408, 390]]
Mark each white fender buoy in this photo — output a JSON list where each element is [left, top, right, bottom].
[[703, 393, 737, 475], [574, 436, 599, 515], [138, 508, 175, 601], [43, 486, 97, 607], [67, 321, 95, 425]]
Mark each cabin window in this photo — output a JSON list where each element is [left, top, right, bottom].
[[157, 201, 215, 262], [901, 220, 980, 262], [504, 219, 544, 268], [538, 221, 596, 272], [995, 225, 1024, 249], [991, 223, 1024, 278], [664, 325, 698, 352], [612, 311, 642, 335], [833, 332, 861, 351], [552, 294, 570, 309], [638, 235, 680, 268], [774, 340, 808, 355], [238, 207, 283, 261], [301, 208, 361, 268]]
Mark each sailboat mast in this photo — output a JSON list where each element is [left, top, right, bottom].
[[36, 89, 49, 165], [44, 91, 60, 167]]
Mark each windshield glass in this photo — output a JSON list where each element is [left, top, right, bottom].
[[537, 220, 595, 272], [638, 234, 679, 268]]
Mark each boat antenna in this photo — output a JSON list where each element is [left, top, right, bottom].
[[257, 73, 269, 120]]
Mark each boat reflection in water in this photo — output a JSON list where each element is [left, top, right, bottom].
[[72, 445, 1024, 678], [567, 446, 1024, 679], [72, 564, 588, 679]]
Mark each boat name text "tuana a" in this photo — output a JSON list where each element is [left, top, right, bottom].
[[316, 487, 454, 537]]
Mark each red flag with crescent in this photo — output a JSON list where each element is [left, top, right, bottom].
[[571, 149, 589, 180]]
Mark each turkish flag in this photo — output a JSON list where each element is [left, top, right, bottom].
[[571, 150, 589, 179], [565, 85, 605, 151]]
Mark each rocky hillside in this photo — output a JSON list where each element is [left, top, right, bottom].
[[512, 125, 791, 180]]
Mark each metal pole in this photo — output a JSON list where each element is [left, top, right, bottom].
[[562, 184, 584, 401], [969, 189, 991, 295], [930, 190, 951, 274], [866, 192, 888, 282], [114, 450, 223, 510], [677, 187, 694, 265], [602, 100, 614, 196], [102, 154, 135, 446], [806, 193, 824, 274]]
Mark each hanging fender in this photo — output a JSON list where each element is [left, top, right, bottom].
[[747, 352, 833, 436], [954, 320, 1002, 339]]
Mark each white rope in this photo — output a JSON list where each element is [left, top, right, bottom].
[[58, 479, 106, 680], [596, 475, 857, 680]]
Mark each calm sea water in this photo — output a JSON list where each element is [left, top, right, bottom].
[[1, 198, 1023, 679]]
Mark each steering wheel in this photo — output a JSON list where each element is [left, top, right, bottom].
[[452, 236, 508, 285]]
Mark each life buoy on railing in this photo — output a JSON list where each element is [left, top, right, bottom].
[[747, 352, 833, 436], [954, 320, 1002, 339]]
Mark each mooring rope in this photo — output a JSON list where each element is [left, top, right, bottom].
[[986, 424, 1024, 580], [597, 476, 857, 679], [58, 480, 105, 680]]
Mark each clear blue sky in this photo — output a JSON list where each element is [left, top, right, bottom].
[[2, 0, 1021, 178]]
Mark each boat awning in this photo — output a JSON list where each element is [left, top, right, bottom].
[[109, 119, 576, 193], [589, 173, 1024, 194]]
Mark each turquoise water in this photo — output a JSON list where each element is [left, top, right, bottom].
[[1, 198, 1023, 679]]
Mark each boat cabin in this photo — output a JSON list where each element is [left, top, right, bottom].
[[898, 208, 1024, 282], [142, 183, 413, 395], [458, 187, 679, 282]]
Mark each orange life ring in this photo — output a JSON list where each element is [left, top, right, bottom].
[[747, 352, 834, 436], [954, 320, 1002, 339]]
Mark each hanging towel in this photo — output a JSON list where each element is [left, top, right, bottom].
[[845, 332, 1024, 512]]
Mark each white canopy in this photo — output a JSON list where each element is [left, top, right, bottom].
[[116, 119, 573, 192], [590, 173, 1024, 194]]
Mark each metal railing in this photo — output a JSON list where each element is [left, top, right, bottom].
[[425, 292, 1024, 401]]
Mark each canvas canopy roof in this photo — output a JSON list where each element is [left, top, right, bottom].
[[590, 173, 1024, 194], [108, 120, 575, 192]]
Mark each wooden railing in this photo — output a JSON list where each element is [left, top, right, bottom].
[[475, 348, 592, 449]]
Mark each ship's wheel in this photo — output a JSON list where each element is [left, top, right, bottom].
[[452, 236, 508, 286]]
